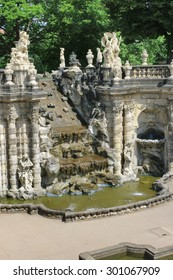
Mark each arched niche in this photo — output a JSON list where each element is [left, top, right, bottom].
[[136, 108, 167, 176]]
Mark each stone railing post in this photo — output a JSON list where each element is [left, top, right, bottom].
[[123, 61, 132, 80]]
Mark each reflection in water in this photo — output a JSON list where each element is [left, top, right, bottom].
[[0, 176, 158, 212], [132, 192, 144, 196]]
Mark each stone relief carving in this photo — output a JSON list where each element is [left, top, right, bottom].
[[18, 155, 33, 192], [89, 103, 110, 148]]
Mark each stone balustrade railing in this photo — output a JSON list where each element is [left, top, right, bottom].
[[130, 65, 170, 79]]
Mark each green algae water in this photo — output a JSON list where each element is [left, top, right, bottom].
[[98, 253, 173, 260], [0, 176, 158, 212]]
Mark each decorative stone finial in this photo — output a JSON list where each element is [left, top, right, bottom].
[[141, 49, 148, 66], [123, 60, 132, 80]]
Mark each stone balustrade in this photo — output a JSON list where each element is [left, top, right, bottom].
[[130, 65, 170, 79]]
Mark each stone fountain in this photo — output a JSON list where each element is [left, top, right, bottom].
[[1, 30, 173, 202], [53, 31, 173, 187]]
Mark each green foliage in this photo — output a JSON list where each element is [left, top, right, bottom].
[[0, 0, 171, 71], [120, 36, 167, 65], [39, 0, 111, 70], [104, 0, 173, 60], [0, 0, 44, 67]]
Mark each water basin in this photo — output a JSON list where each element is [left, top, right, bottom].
[[0, 176, 158, 212]]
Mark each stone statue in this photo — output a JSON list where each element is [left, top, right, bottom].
[[102, 40, 113, 67], [123, 142, 133, 176], [18, 155, 33, 192], [89, 104, 109, 147], [5, 31, 38, 88], [10, 31, 30, 65], [101, 32, 122, 78], [96, 47, 102, 64], [60, 47, 65, 68]]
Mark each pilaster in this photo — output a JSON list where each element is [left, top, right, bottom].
[[167, 103, 173, 172], [31, 104, 42, 190], [123, 103, 134, 176], [112, 102, 123, 175], [5, 107, 18, 191]]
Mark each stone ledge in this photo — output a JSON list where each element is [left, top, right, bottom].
[[79, 242, 173, 260], [0, 191, 172, 222]]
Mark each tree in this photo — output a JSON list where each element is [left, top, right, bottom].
[[35, 0, 111, 71], [105, 0, 173, 61], [0, 0, 44, 67], [120, 36, 167, 65]]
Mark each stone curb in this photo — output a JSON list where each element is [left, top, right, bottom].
[[79, 242, 173, 260], [0, 191, 172, 222]]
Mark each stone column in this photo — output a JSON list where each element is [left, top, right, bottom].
[[123, 103, 134, 177], [0, 121, 8, 196], [167, 103, 173, 173], [31, 104, 42, 190], [112, 102, 123, 176], [6, 107, 18, 192]]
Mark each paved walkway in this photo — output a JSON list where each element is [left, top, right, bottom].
[[0, 178, 173, 260], [0, 192, 173, 260]]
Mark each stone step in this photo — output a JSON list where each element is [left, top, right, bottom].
[[59, 155, 108, 176], [52, 125, 93, 144]]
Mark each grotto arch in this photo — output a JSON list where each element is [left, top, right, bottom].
[[136, 108, 167, 176]]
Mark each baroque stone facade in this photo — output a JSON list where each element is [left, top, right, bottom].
[[54, 32, 173, 182], [0, 32, 46, 198]]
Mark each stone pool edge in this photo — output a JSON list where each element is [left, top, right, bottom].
[[79, 242, 173, 260], [0, 191, 172, 222]]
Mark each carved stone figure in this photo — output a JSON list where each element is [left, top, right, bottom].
[[4, 31, 38, 88], [89, 104, 109, 147], [86, 49, 94, 67], [60, 47, 65, 68], [18, 155, 33, 192], [10, 31, 30, 65], [96, 47, 102, 64], [101, 32, 122, 78]]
